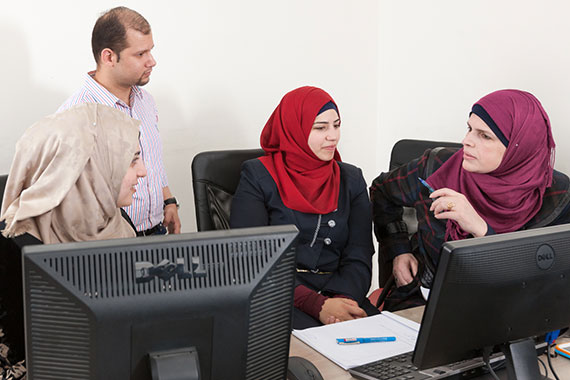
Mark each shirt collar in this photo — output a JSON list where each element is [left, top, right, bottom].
[[85, 71, 143, 107], [130, 85, 143, 100]]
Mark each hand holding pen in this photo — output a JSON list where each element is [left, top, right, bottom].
[[418, 177, 435, 194], [419, 177, 488, 237]]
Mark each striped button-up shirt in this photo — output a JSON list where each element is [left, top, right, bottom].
[[58, 72, 168, 231]]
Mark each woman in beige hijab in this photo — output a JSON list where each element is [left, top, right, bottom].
[[1, 102, 146, 243], [0, 103, 146, 375]]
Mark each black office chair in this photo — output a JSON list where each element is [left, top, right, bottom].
[[373, 139, 462, 307], [386, 139, 463, 237], [191, 149, 264, 231], [388, 139, 463, 170]]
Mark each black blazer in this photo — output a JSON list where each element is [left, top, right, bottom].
[[230, 159, 374, 303]]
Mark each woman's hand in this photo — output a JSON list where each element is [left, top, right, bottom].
[[319, 298, 367, 325], [393, 253, 418, 287], [430, 188, 487, 237]]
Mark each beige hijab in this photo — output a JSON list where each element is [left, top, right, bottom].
[[1, 103, 140, 244]]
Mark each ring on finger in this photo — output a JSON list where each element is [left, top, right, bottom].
[[446, 201, 455, 211]]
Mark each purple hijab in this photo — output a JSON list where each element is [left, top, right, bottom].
[[427, 89, 556, 240]]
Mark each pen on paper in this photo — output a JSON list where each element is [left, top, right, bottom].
[[336, 336, 397, 345], [418, 177, 435, 194]]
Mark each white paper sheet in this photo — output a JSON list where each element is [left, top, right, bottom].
[[292, 312, 419, 370]]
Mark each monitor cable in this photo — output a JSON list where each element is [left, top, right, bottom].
[[537, 357, 549, 379], [545, 330, 561, 380], [485, 347, 550, 380], [547, 343, 560, 380], [482, 348, 500, 380]]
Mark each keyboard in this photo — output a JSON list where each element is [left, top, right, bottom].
[[348, 351, 506, 380], [349, 352, 429, 380]]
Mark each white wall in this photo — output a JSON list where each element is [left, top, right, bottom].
[[0, 0, 379, 234], [377, 0, 570, 173]]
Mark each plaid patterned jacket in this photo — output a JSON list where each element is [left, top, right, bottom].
[[370, 147, 570, 272]]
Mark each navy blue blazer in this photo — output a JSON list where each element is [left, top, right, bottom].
[[230, 159, 374, 304]]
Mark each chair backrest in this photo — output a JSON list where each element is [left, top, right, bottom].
[[389, 139, 462, 234], [191, 149, 264, 231], [0, 174, 7, 210], [389, 139, 463, 170], [378, 139, 462, 287]]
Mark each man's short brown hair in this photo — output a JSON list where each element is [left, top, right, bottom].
[[91, 6, 151, 64]]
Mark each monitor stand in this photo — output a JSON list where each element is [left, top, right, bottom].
[[467, 339, 553, 380], [149, 347, 201, 380], [499, 338, 552, 380]]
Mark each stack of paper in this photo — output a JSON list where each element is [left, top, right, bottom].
[[292, 311, 419, 370]]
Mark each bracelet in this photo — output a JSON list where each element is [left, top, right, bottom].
[[164, 197, 179, 209]]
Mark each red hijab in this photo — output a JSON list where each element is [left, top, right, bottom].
[[259, 86, 341, 214], [427, 89, 556, 240]]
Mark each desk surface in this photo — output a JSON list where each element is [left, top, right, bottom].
[[289, 307, 570, 380]]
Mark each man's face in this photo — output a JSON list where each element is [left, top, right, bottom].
[[113, 29, 156, 87]]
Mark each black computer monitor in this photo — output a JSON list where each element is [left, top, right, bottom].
[[22, 225, 298, 380], [413, 224, 570, 379]]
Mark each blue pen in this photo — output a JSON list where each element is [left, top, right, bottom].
[[336, 336, 396, 345], [418, 177, 435, 194]]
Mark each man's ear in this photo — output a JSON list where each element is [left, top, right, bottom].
[[99, 48, 116, 66]]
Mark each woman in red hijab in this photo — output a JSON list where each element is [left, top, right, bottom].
[[231, 86, 378, 329], [371, 89, 570, 310]]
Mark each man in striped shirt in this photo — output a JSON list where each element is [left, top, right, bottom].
[[59, 7, 181, 236]]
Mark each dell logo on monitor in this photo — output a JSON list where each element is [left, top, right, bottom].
[[135, 257, 207, 283], [536, 244, 555, 270]]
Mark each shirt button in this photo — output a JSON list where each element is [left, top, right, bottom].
[[328, 220, 336, 228], [324, 238, 332, 245]]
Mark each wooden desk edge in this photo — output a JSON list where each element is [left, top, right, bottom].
[[288, 307, 570, 379]]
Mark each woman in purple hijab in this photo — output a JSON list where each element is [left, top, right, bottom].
[[370, 89, 570, 310]]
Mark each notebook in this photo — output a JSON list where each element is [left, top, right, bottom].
[[292, 312, 419, 370]]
